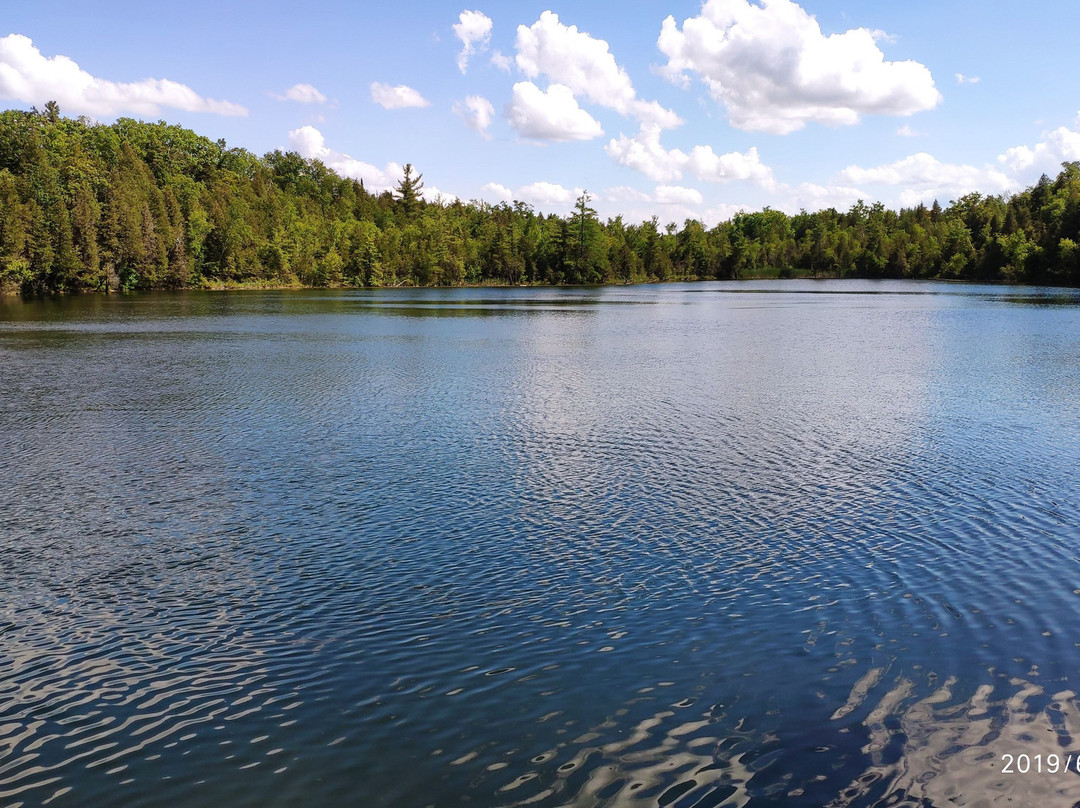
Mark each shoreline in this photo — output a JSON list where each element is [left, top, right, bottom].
[[4, 272, 1078, 300]]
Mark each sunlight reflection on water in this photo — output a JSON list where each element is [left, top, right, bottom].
[[1, 281, 1079, 807]]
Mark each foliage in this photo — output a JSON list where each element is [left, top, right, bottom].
[[3, 105, 1080, 295]]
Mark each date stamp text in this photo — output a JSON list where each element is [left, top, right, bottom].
[[1000, 753, 1080, 774]]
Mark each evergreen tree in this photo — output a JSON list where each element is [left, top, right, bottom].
[[395, 163, 424, 218], [4, 106, 1080, 294]]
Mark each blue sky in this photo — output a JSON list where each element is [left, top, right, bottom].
[[3, 0, 1080, 224]]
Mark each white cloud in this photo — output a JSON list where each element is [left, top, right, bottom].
[[273, 83, 327, 104], [288, 125, 401, 193], [481, 180, 779, 224], [454, 94, 495, 138], [453, 10, 493, 73], [569, 179, 841, 223], [0, 33, 246, 117], [490, 50, 512, 72], [290, 128, 454, 201], [517, 181, 579, 206], [704, 202, 754, 223], [506, 81, 603, 141], [514, 11, 631, 112], [423, 185, 458, 204], [606, 183, 704, 207], [655, 185, 704, 205], [787, 182, 866, 213], [485, 112, 1080, 222], [955, 73, 980, 85], [370, 82, 430, 109], [687, 143, 775, 186], [653, 205, 701, 224], [840, 152, 1012, 205], [897, 124, 920, 137], [605, 125, 775, 188], [515, 10, 681, 129], [841, 152, 999, 188], [604, 185, 653, 203], [481, 182, 514, 202], [605, 126, 686, 182], [997, 117, 1080, 174], [657, 0, 941, 133], [478, 180, 593, 211], [822, 112, 1080, 210]]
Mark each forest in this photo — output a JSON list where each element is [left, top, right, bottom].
[[2, 103, 1079, 295]]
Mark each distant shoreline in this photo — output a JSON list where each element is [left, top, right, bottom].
[[6, 272, 1078, 301], [4, 109, 1079, 297]]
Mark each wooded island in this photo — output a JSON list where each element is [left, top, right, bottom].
[[2, 104, 1079, 294]]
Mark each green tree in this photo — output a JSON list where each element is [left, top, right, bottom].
[[8, 105, 1080, 295], [395, 163, 424, 218]]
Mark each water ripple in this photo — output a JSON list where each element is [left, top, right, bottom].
[[1, 282, 1079, 806]]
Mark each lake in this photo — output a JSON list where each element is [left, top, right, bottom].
[[2, 280, 1080, 807]]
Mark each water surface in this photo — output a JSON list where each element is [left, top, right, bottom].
[[2, 280, 1080, 807]]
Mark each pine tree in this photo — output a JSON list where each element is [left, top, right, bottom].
[[395, 163, 424, 218]]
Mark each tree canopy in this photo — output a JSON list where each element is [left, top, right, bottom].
[[2, 105, 1080, 295]]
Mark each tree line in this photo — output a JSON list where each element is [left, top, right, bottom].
[[2, 105, 1079, 295]]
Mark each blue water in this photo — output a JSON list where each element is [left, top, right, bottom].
[[2, 280, 1080, 807]]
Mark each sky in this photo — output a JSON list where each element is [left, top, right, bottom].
[[3, 0, 1080, 225]]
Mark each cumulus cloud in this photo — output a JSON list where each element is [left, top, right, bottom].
[[997, 117, 1080, 174], [605, 125, 775, 187], [481, 182, 514, 202], [605, 184, 704, 207], [657, 0, 941, 133], [603, 185, 653, 203], [840, 152, 1012, 206], [841, 152, 1005, 188], [608, 179, 865, 221], [484, 179, 770, 224], [786, 182, 866, 213], [0, 33, 246, 117], [506, 81, 603, 141], [517, 181, 580, 206], [479, 180, 587, 210], [423, 185, 458, 204], [819, 112, 1080, 210], [654, 185, 704, 205], [605, 126, 685, 182], [704, 202, 754, 223], [273, 83, 327, 104], [288, 125, 401, 193], [453, 10, 493, 73], [515, 10, 681, 129], [370, 82, 430, 109], [454, 94, 496, 138], [490, 50, 512, 72], [689, 143, 775, 186], [897, 124, 920, 137], [955, 73, 980, 85]]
